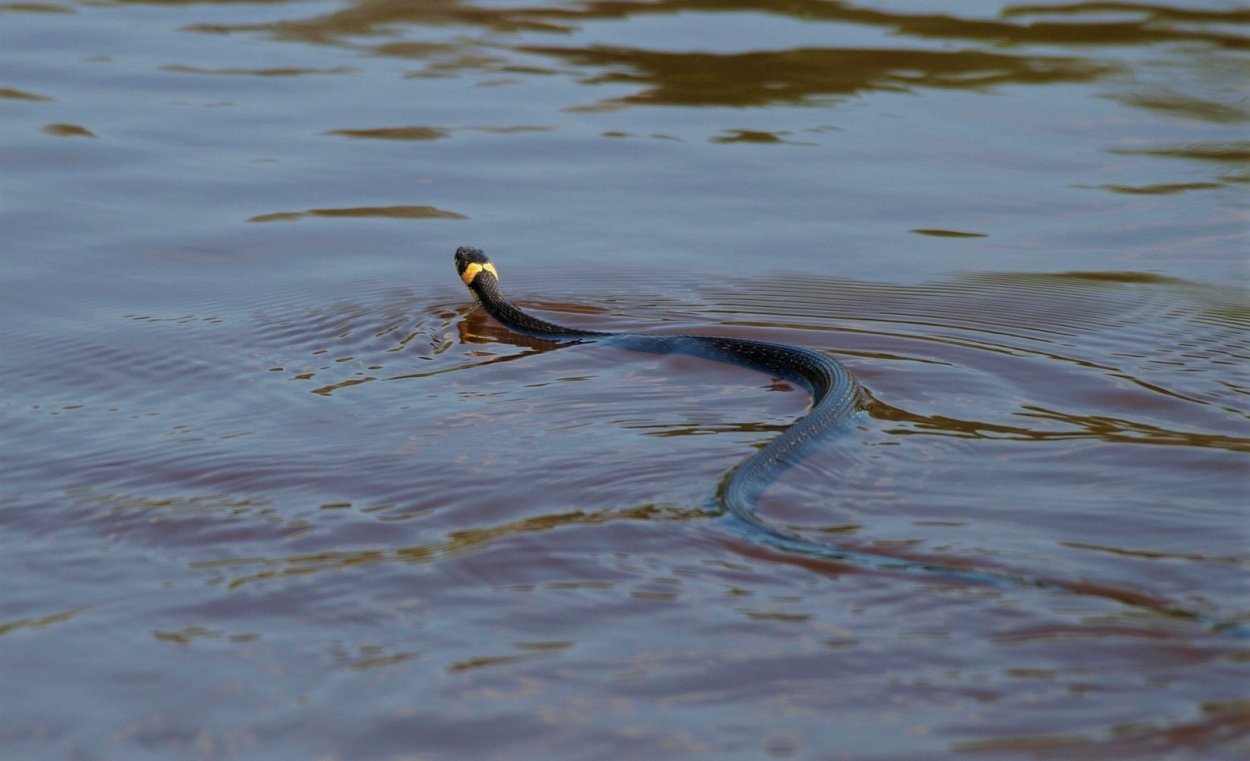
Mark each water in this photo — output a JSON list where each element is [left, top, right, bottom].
[[2, 1, 1248, 759]]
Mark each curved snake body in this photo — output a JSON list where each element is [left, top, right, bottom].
[[454, 246, 1249, 637], [455, 246, 864, 546]]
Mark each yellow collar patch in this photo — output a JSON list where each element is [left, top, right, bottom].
[[460, 261, 498, 286]]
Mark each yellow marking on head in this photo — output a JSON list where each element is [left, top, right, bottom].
[[460, 261, 498, 286]]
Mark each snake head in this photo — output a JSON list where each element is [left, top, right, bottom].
[[454, 246, 498, 287]]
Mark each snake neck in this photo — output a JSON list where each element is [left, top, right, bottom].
[[471, 273, 610, 341]]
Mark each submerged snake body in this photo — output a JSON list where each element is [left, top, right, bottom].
[[454, 246, 863, 546]]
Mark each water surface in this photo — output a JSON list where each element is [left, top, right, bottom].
[[2, 1, 1248, 759]]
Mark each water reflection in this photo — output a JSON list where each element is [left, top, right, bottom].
[[167, 0, 1249, 123], [0, 86, 53, 101], [530, 45, 1111, 107], [1109, 141, 1250, 162], [247, 204, 466, 223], [1111, 88, 1250, 124], [193, 503, 703, 590], [159, 64, 356, 76], [1084, 181, 1225, 195], [325, 124, 552, 140], [41, 122, 96, 137], [174, 0, 1250, 49]]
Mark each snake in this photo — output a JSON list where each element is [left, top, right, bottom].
[[453, 245, 1250, 638], [455, 245, 865, 549]]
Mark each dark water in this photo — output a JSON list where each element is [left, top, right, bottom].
[[2, 1, 1248, 759]]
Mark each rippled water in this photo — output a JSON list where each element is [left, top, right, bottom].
[[2, 1, 1248, 759]]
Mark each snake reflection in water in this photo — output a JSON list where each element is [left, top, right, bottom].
[[453, 246, 1247, 638]]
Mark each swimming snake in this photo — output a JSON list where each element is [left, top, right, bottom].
[[454, 246, 1249, 638], [456, 245, 864, 540]]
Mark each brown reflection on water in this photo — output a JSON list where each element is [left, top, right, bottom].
[[1084, 181, 1226, 196], [869, 396, 1250, 453], [951, 696, 1250, 758], [170, 0, 1250, 115], [327, 125, 451, 141], [1110, 89, 1250, 124], [159, 63, 357, 76], [177, 0, 1250, 49], [196, 503, 705, 590], [911, 228, 988, 238], [41, 122, 96, 137], [0, 608, 84, 638], [247, 204, 466, 223], [527, 46, 1110, 108], [0, 86, 53, 101], [1108, 141, 1250, 163], [185, 0, 577, 42], [324, 124, 552, 141]]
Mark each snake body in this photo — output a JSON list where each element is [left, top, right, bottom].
[[453, 246, 1250, 637], [454, 246, 864, 544]]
